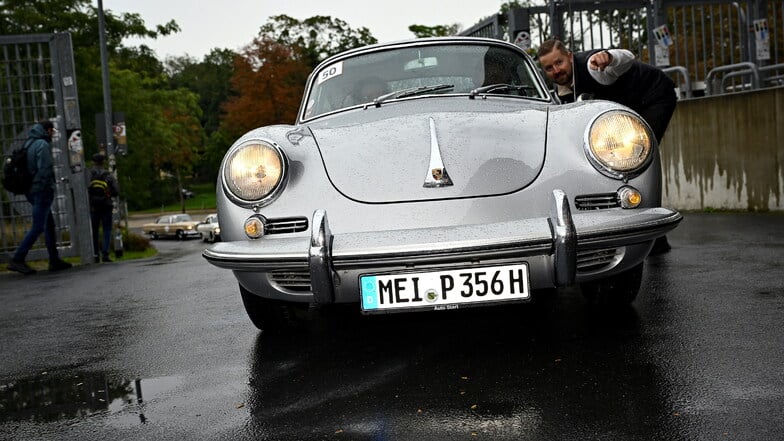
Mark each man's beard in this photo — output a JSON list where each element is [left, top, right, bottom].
[[553, 71, 571, 86]]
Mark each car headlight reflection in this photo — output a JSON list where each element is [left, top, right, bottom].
[[586, 111, 652, 178], [223, 140, 286, 203]]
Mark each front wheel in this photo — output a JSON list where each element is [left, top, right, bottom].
[[239, 285, 308, 332], [580, 263, 643, 307], [176, 230, 185, 240]]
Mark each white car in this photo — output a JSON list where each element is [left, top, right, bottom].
[[197, 213, 220, 242]]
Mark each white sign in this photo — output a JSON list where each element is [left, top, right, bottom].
[[514, 31, 531, 50], [754, 19, 771, 61], [653, 24, 673, 47], [317, 61, 343, 84], [654, 44, 670, 67]]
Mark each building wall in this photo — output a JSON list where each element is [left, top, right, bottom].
[[661, 87, 784, 211]]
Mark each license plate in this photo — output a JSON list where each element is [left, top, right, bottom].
[[360, 263, 530, 312]]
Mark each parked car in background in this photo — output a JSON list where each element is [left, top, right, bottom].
[[203, 37, 682, 331], [143, 213, 201, 240], [197, 213, 221, 243]]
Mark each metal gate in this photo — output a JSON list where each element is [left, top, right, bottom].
[[462, 0, 784, 97], [0, 33, 92, 265]]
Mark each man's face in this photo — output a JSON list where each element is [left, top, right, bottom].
[[539, 48, 574, 86]]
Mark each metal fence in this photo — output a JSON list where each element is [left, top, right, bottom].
[[0, 33, 92, 264], [462, 0, 784, 98]]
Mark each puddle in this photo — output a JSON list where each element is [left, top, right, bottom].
[[0, 372, 181, 424]]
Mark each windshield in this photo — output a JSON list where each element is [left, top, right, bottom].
[[301, 42, 548, 120]]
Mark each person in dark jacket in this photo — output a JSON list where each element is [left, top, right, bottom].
[[8, 121, 72, 274], [537, 39, 676, 254], [537, 38, 677, 143], [88, 153, 119, 262]]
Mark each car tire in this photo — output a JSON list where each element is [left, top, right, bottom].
[[239, 285, 308, 333], [580, 263, 643, 307], [176, 230, 185, 241], [150, 231, 158, 240]]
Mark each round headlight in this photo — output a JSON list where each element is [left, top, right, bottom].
[[586, 111, 652, 178], [223, 140, 286, 203]]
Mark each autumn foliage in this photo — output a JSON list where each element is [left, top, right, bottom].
[[221, 37, 311, 139]]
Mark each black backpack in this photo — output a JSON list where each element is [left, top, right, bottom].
[[2, 140, 34, 195], [89, 170, 113, 208]]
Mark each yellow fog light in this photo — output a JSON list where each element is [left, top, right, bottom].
[[244, 216, 266, 239], [618, 186, 642, 209]]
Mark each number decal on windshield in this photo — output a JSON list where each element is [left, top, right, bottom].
[[317, 61, 343, 84]]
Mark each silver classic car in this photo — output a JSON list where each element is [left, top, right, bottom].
[[203, 37, 681, 331]]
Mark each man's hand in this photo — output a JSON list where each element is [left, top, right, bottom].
[[588, 50, 613, 71]]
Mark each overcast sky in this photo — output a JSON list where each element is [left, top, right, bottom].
[[102, 0, 503, 60]]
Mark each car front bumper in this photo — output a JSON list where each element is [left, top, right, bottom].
[[203, 190, 681, 304]]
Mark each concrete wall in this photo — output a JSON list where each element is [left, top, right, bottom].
[[661, 87, 784, 211]]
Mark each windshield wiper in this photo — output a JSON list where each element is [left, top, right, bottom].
[[469, 83, 535, 99], [371, 84, 455, 107]]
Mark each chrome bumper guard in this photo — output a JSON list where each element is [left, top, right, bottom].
[[203, 190, 682, 304]]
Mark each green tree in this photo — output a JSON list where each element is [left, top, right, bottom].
[[408, 24, 461, 38], [167, 49, 236, 184], [258, 14, 377, 69]]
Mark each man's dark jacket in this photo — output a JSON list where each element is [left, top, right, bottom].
[[561, 49, 677, 142]]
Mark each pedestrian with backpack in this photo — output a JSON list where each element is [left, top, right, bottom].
[[7, 121, 72, 275], [88, 153, 119, 262]]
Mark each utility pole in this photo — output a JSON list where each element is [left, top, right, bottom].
[[97, 0, 123, 259], [97, 0, 113, 159]]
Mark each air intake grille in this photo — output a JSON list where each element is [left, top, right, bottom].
[[270, 270, 311, 292], [577, 248, 620, 272], [266, 217, 308, 235], [575, 193, 619, 210]]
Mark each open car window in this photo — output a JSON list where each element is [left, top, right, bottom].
[[302, 43, 549, 120]]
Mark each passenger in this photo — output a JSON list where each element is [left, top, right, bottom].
[[480, 49, 513, 86], [347, 76, 387, 105]]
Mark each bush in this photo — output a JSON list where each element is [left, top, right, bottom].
[[122, 229, 151, 252]]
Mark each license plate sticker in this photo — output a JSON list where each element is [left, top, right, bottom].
[[360, 263, 530, 312]]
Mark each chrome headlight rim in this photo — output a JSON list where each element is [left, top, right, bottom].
[[583, 109, 655, 180], [221, 138, 289, 208]]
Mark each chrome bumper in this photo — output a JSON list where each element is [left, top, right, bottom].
[[203, 190, 682, 303]]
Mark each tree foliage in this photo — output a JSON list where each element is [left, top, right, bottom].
[[408, 24, 461, 38], [221, 38, 310, 139], [258, 14, 377, 69]]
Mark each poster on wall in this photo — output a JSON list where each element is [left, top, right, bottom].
[[653, 24, 673, 67], [753, 19, 771, 61]]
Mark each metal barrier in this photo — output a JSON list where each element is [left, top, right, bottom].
[[662, 66, 693, 98], [705, 63, 761, 95], [760, 63, 784, 86]]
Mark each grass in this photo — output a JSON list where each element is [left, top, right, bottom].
[[136, 182, 217, 214]]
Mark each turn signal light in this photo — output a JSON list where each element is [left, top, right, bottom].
[[618, 186, 642, 209], [244, 215, 266, 239]]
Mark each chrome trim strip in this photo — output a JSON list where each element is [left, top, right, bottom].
[[423, 117, 453, 187], [308, 209, 334, 304], [203, 208, 681, 272], [549, 189, 576, 286]]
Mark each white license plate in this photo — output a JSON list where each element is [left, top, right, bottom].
[[360, 263, 530, 312]]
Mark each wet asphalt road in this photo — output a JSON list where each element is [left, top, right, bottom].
[[0, 212, 782, 440]]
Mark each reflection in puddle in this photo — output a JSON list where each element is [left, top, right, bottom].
[[0, 372, 180, 424]]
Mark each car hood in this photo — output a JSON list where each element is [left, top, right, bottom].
[[308, 99, 549, 203]]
